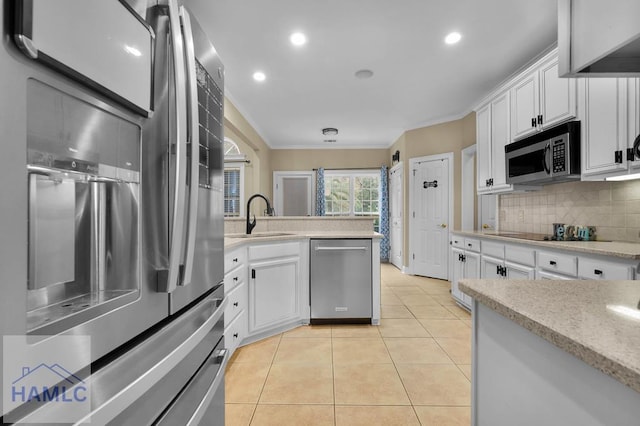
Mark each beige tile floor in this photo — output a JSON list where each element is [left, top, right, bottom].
[[225, 263, 472, 426]]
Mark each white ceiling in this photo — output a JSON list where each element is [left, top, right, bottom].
[[186, 0, 558, 149]]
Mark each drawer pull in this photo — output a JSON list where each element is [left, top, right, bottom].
[[233, 302, 239, 307], [233, 333, 239, 338], [594, 269, 603, 275], [233, 277, 239, 282], [233, 258, 238, 262], [467, 243, 472, 247], [549, 260, 557, 266]]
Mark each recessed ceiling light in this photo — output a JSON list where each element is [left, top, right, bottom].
[[445, 32, 462, 45], [252, 71, 266, 82], [290, 32, 307, 46], [354, 69, 374, 79]]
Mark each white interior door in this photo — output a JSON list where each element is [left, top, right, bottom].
[[273, 172, 313, 216], [389, 163, 403, 269], [410, 154, 452, 279]]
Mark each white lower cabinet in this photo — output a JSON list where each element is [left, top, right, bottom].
[[479, 242, 535, 281], [450, 238, 480, 309], [225, 304, 247, 357], [481, 255, 504, 280], [224, 247, 247, 359], [452, 233, 638, 299], [505, 262, 535, 279], [247, 241, 305, 338]]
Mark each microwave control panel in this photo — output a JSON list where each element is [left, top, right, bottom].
[[552, 139, 566, 173]]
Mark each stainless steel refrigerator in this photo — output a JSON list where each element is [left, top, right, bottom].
[[1, 0, 226, 423]]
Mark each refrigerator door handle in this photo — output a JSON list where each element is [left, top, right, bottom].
[[179, 6, 200, 287], [160, 0, 189, 293]]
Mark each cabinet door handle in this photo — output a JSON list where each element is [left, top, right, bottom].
[[233, 302, 239, 307], [233, 258, 239, 263], [594, 269, 603, 275], [251, 269, 256, 279], [615, 150, 623, 164], [538, 114, 543, 125], [496, 265, 501, 275], [233, 333, 238, 338], [531, 117, 536, 128], [549, 260, 557, 266]]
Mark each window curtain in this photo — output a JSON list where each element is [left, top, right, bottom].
[[315, 167, 326, 216], [379, 165, 390, 261]]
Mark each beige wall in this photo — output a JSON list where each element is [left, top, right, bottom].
[[224, 98, 272, 215], [388, 112, 476, 267], [270, 149, 390, 171]]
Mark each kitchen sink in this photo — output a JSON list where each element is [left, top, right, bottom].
[[226, 232, 296, 239]]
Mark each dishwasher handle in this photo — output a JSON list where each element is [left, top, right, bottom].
[[314, 246, 368, 251]]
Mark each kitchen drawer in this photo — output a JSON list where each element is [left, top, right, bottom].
[[224, 310, 247, 358], [451, 235, 465, 249], [536, 270, 574, 280], [537, 250, 578, 277], [578, 258, 634, 280], [505, 244, 536, 267], [225, 247, 246, 274], [483, 241, 505, 259], [225, 281, 247, 325], [224, 265, 246, 292], [464, 238, 481, 252], [249, 241, 300, 261]]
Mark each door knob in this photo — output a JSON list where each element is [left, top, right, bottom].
[[440, 224, 447, 228]]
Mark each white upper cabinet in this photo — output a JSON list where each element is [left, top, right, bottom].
[[476, 104, 492, 193], [511, 72, 539, 140], [475, 48, 576, 194], [490, 92, 511, 191], [476, 92, 514, 194], [580, 78, 640, 179], [629, 79, 640, 171], [510, 56, 577, 141], [581, 78, 628, 177]]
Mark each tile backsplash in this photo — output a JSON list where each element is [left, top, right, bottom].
[[499, 180, 640, 242]]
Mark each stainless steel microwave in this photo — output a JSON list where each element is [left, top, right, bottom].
[[505, 121, 581, 185]]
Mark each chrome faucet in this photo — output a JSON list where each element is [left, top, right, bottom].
[[246, 193, 274, 234]]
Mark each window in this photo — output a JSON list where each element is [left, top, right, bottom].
[[324, 170, 380, 231], [223, 138, 245, 217], [224, 167, 242, 216]]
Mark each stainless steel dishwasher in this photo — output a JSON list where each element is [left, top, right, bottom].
[[310, 239, 372, 324]]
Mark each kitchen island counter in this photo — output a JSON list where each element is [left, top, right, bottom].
[[461, 278, 640, 425]]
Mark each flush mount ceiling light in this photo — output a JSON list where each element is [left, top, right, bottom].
[[252, 71, 266, 82], [445, 32, 462, 45], [290, 32, 307, 46], [354, 69, 374, 79], [322, 128, 338, 136]]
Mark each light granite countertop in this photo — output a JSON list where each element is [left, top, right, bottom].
[[452, 230, 640, 259], [460, 278, 640, 393], [224, 231, 383, 250]]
